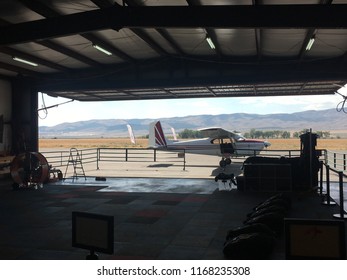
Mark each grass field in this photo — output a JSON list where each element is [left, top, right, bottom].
[[39, 137, 347, 151], [39, 138, 148, 149]]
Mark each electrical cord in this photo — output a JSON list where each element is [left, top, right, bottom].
[[38, 92, 49, 120], [336, 91, 347, 114], [38, 93, 74, 119]]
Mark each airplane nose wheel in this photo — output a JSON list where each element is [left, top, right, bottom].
[[219, 158, 232, 168]]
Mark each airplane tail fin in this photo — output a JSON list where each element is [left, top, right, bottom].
[[126, 124, 136, 144], [149, 121, 167, 147]]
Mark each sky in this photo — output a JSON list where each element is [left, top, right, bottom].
[[37, 87, 347, 127]]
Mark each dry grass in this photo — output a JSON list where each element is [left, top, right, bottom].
[[39, 138, 148, 149], [267, 138, 347, 151], [39, 137, 346, 151]]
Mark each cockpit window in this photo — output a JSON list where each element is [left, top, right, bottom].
[[211, 138, 234, 144]]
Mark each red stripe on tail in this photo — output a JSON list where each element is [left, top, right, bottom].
[[154, 121, 167, 146]]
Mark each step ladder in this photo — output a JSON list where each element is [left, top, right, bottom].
[[64, 148, 86, 181]]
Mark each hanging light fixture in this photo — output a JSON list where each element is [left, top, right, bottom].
[[92, 44, 112, 56], [306, 36, 315, 51], [12, 56, 38, 67], [206, 36, 216, 49]]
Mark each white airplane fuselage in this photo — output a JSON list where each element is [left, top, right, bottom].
[[161, 137, 268, 157]]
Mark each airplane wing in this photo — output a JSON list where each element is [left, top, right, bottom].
[[198, 127, 245, 140]]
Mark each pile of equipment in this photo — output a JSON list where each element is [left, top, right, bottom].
[[10, 152, 50, 189], [236, 131, 320, 192], [223, 193, 291, 259]]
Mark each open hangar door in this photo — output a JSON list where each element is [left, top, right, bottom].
[[0, 1, 347, 156]]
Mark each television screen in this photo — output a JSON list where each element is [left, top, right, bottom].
[[285, 218, 346, 259], [72, 211, 114, 254]]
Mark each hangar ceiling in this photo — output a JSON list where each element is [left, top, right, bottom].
[[0, 0, 347, 101]]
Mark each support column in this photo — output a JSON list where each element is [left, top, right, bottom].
[[11, 75, 38, 153]]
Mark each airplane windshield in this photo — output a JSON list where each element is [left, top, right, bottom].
[[236, 136, 246, 141]]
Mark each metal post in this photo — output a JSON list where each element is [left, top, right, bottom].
[[183, 149, 186, 171], [333, 172, 347, 219], [319, 161, 323, 196], [322, 164, 336, 206], [125, 148, 128, 162], [309, 129, 313, 190], [334, 153, 337, 169], [154, 149, 157, 162], [344, 154, 346, 171], [96, 148, 100, 170]]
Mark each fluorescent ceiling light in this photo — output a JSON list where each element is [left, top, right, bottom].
[[206, 37, 216, 49], [306, 36, 315, 51], [13, 56, 38, 67], [93, 44, 112, 56]]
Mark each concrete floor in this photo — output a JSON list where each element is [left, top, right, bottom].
[[0, 156, 346, 260]]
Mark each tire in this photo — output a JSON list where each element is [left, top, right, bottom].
[[219, 159, 227, 167]]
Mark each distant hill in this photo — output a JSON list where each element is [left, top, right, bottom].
[[39, 108, 347, 138]]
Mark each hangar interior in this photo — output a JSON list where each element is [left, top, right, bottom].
[[0, 0, 347, 260]]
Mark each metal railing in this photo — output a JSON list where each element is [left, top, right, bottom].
[[42, 148, 97, 168], [325, 150, 347, 172], [42, 147, 306, 172], [95, 147, 186, 170], [42, 147, 347, 173], [41, 147, 187, 172], [320, 161, 347, 219]]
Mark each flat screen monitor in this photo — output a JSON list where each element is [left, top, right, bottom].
[[285, 218, 346, 260], [72, 211, 114, 254]]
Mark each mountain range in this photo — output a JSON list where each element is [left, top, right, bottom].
[[39, 108, 347, 138]]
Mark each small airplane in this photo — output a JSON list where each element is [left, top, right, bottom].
[[147, 121, 271, 167]]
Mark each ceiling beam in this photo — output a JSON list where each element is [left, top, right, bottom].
[[0, 61, 39, 77], [117, 1, 170, 56], [298, 0, 334, 60], [93, 0, 171, 56], [81, 33, 136, 62], [0, 14, 102, 68], [38, 40, 102, 68], [155, 28, 185, 55], [1, 5, 347, 46], [90, 0, 114, 7], [17, 0, 135, 63], [0, 46, 70, 72], [186, 0, 223, 57], [252, 0, 263, 61], [36, 56, 347, 94]]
